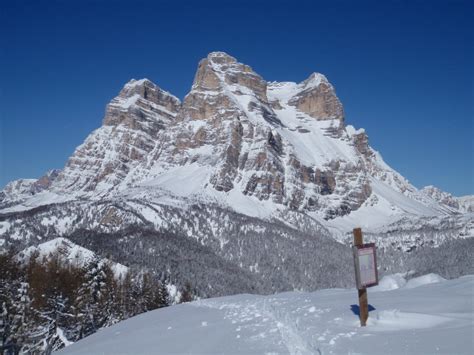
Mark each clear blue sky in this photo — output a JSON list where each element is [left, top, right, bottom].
[[1, 0, 472, 196]]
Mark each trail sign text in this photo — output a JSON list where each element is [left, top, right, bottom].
[[353, 243, 378, 289]]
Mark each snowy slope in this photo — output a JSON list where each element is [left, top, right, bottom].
[[17, 237, 128, 278], [457, 195, 474, 212], [58, 274, 474, 355]]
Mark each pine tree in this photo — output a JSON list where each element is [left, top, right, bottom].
[[12, 282, 32, 350], [97, 262, 119, 328], [136, 272, 169, 312], [180, 281, 194, 303], [118, 271, 134, 319], [1, 244, 172, 352], [0, 250, 24, 352], [39, 253, 71, 353], [154, 279, 170, 309], [75, 257, 118, 337]]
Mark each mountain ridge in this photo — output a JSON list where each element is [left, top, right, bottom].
[[1, 51, 472, 298], [1, 51, 468, 222]]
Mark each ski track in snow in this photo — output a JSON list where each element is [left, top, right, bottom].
[[198, 297, 321, 354], [58, 274, 474, 355], [193, 294, 371, 355], [190, 276, 472, 355]]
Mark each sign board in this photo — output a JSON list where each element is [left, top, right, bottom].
[[353, 243, 378, 289]]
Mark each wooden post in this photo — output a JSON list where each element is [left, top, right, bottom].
[[353, 228, 369, 326]]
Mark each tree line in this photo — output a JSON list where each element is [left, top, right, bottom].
[[0, 249, 171, 354]]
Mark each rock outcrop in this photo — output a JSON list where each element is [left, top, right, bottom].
[[53, 79, 181, 193], [421, 186, 460, 209], [288, 73, 344, 122]]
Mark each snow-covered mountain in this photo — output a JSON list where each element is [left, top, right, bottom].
[[457, 195, 474, 212], [57, 273, 474, 355], [1, 52, 472, 296], [421, 185, 474, 213]]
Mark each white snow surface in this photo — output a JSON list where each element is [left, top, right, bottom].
[[324, 177, 445, 234], [58, 274, 473, 355], [267, 82, 358, 167], [370, 273, 408, 292], [17, 237, 128, 278], [1, 191, 75, 214], [457, 195, 474, 212]]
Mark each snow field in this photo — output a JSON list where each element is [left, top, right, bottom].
[[58, 274, 473, 355]]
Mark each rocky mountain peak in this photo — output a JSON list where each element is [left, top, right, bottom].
[[191, 51, 268, 102], [300, 72, 328, 89], [346, 126, 371, 157], [0, 169, 61, 206], [120, 78, 155, 96], [33, 169, 61, 192], [103, 78, 181, 127], [206, 51, 238, 65], [51, 78, 182, 193], [288, 72, 344, 122], [421, 185, 461, 210]]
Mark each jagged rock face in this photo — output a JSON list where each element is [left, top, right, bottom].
[[0, 170, 61, 207], [4, 170, 60, 196], [104, 79, 181, 128], [193, 52, 267, 101], [0, 179, 37, 203], [163, 53, 369, 215], [53, 79, 181, 193], [421, 186, 460, 210], [180, 52, 268, 122], [352, 130, 371, 157], [32, 169, 61, 192], [154, 52, 283, 197], [288, 73, 344, 122]]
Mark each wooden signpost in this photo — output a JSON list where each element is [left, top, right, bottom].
[[352, 228, 378, 326]]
